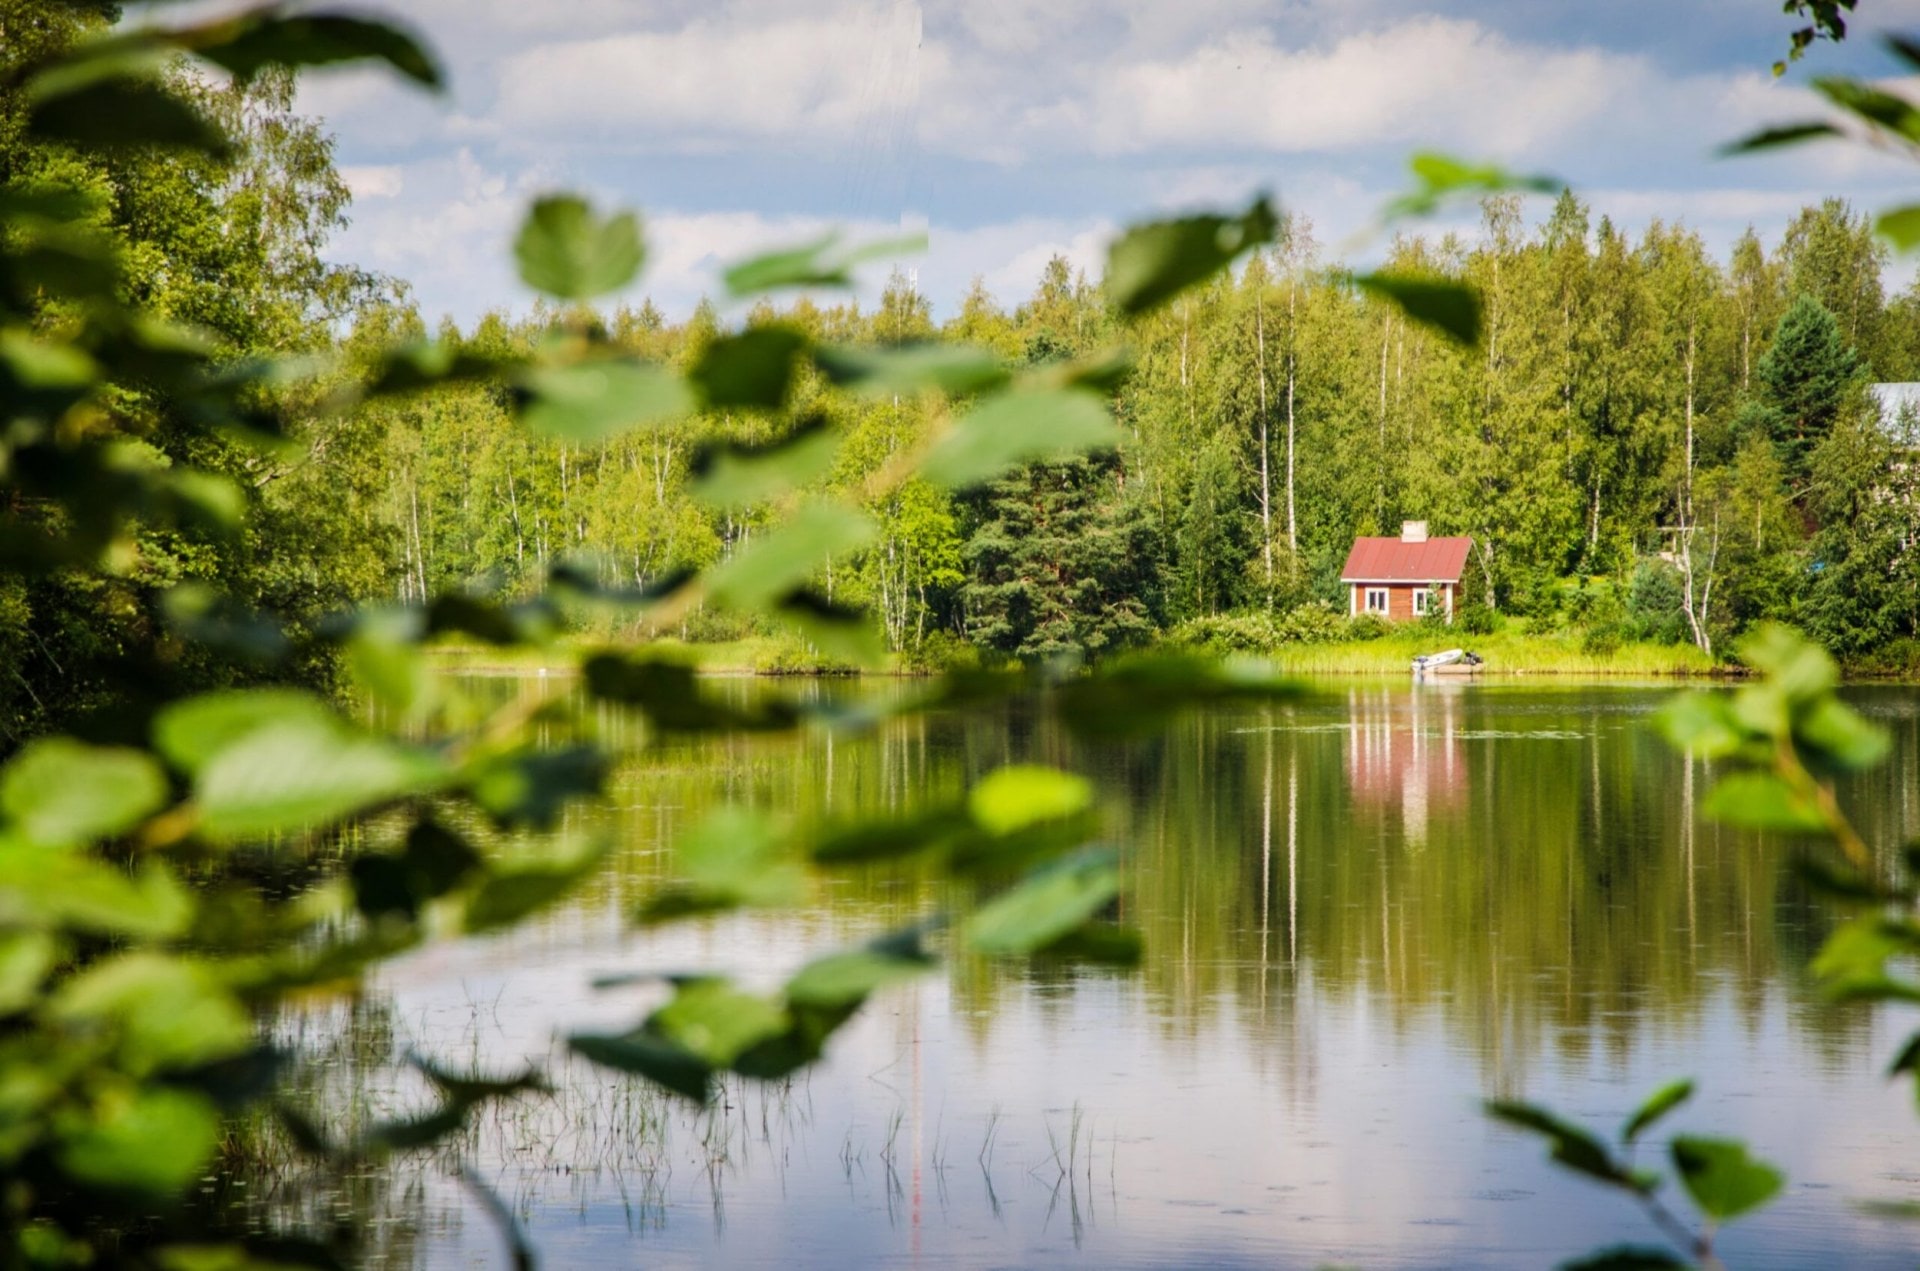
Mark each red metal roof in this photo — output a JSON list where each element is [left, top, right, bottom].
[[1339, 536, 1472, 583]]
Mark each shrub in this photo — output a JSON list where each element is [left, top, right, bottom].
[[1275, 600, 1345, 644], [751, 634, 859, 675], [1581, 622, 1625, 657], [1455, 599, 1498, 636], [1627, 559, 1688, 644], [1345, 613, 1392, 642], [900, 630, 980, 675]]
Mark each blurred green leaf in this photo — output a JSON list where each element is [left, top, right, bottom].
[[1351, 272, 1482, 345], [689, 326, 807, 410], [469, 746, 607, 831], [1671, 1135, 1783, 1222], [1876, 205, 1920, 252], [690, 416, 841, 509], [53, 954, 252, 1074], [0, 738, 167, 849], [637, 806, 805, 923], [1486, 1100, 1646, 1192], [809, 806, 974, 864], [364, 340, 516, 396], [813, 343, 1011, 397], [1739, 623, 1838, 701], [1563, 1249, 1689, 1271], [0, 932, 56, 1015], [966, 848, 1120, 956], [785, 934, 935, 1010], [569, 1031, 711, 1102], [1811, 916, 1910, 990], [464, 839, 607, 932], [967, 765, 1093, 837], [1381, 152, 1558, 221], [191, 12, 442, 89], [1105, 196, 1278, 315], [919, 389, 1121, 490], [517, 360, 694, 441], [648, 980, 792, 1068], [723, 231, 926, 296], [706, 503, 875, 611], [193, 716, 446, 842], [27, 72, 230, 156], [1797, 696, 1890, 772], [1719, 122, 1843, 155], [1622, 1079, 1694, 1145], [154, 689, 337, 777], [1700, 771, 1827, 834], [0, 847, 192, 939], [1811, 76, 1920, 142], [1656, 692, 1744, 758], [514, 195, 644, 300], [56, 1088, 219, 1198], [583, 651, 801, 731]]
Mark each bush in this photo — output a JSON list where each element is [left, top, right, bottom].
[[1455, 599, 1498, 635], [900, 630, 980, 675], [1275, 600, 1345, 644], [1167, 612, 1281, 653], [1581, 622, 1625, 657], [1627, 559, 1687, 644], [751, 633, 859, 675], [1345, 613, 1392, 642]]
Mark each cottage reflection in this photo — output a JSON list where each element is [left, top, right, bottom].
[[1343, 684, 1467, 846]]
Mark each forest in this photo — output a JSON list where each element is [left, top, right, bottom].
[[4, 2, 1920, 1268], [355, 197, 1920, 675]]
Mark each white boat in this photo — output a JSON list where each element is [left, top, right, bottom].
[[1412, 648, 1483, 676]]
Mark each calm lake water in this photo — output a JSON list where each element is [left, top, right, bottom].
[[278, 679, 1920, 1269]]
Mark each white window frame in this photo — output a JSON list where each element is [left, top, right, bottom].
[[1412, 588, 1430, 616], [1365, 587, 1390, 615]]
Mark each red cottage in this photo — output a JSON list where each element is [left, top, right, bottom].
[[1339, 522, 1472, 624]]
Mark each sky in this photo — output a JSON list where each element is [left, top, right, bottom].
[[240, 0, 1920, 324]]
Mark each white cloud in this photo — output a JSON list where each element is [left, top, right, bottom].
[[490, 2, 922, 152], [340, 165, 405, 200]]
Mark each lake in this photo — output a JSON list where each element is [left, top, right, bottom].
[[262, 679, 1920, 1269]]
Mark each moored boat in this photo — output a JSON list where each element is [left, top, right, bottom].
[[1413, 648, 1483, 676]]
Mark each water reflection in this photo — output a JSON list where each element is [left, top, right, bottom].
[[271, 680, 1920, 1268]]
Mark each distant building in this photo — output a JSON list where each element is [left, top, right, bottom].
[[1339, 522, 1473, 623]]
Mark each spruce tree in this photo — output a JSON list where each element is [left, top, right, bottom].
[[1752, 293, 1860, 483], [960, 456, 1161, 661]]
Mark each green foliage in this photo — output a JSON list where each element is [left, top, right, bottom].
[[1491, 1082, 1783, 1266]]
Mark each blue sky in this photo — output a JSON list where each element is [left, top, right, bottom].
[[281, 0, 1920, 324]]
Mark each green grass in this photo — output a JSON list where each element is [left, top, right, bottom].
[[1242, 630, 1725, 678]]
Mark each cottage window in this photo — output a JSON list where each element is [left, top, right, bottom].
[[1365, 588, 1389, 614], [1412, 588, 1431, 616]]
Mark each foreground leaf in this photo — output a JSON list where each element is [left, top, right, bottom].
[[1622, 1079, 1694, 1145], [1671, 1135, 1784, 1222], [0, 738, 167, 849], [1351, 272, 1482, 345], [1105, 197, 1278, 315], [514, 195, 644, 300], [966, 849, 1121, 956], [1486, 1101, 1645, 1192], [57, 1088, 219, 1198], [919, 389, 1121, 490]]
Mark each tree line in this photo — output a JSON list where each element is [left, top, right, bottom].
[[347, 194, 1920, 665]]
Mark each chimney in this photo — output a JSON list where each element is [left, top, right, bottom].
[[1400, 520, 1428, 543]]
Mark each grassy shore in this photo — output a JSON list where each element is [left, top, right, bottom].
[[427, 630, 1737, 679], [1239, 630, 1726, 678]]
